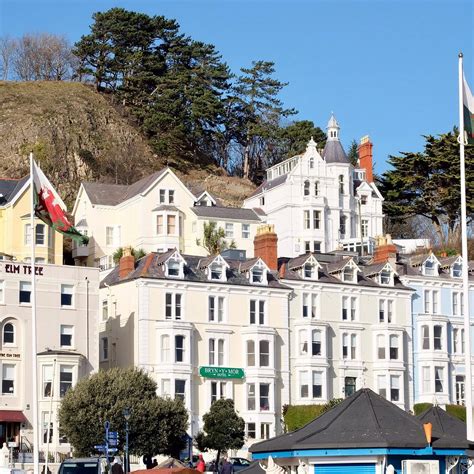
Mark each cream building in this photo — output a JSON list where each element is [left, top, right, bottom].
[[72, 169, 264, 269], [0, 260, 99, 456], [243, 115, 384, 257], [280, 249, 414, 410], [0, 177, 63, 264], [98, 234, 291, 444]]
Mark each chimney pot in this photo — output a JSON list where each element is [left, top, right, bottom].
[[373, 234, 397, 266], [254, 225, 278, 271]]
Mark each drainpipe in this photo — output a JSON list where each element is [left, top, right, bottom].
[[85, 277, 89, 361], [45, 358, 56, 474]]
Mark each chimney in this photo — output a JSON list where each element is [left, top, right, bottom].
[[119, 246, 135, 279], [254, 224, 278, 271], [373, 234, 397, 266], [358, 135, 373, 183]]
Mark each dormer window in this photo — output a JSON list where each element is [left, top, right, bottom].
[[452, 262, 462, 278], [360, 195, 367, 205], [380, 269, 392, 285], [343, 266, 355, 282], [423, 258, 437, 276], [304, 263, 316, 279], [304, 180, 310, 196], [252, 267, 263, 283], [209, 262, 226, 281], [167, 258, 181, 277]]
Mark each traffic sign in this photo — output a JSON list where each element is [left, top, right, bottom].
[[109, 439, 118, 447], [108, 431, 118, 439], [94, 445, 107, 451], [107, 448, 118, 454]]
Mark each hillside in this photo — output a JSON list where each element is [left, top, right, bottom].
[[0, 81, 255, 207]]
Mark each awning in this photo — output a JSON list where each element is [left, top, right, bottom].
[[0, 410, 26, 423]]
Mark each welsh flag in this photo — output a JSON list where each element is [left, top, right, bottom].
[[32, 160, 89, 244], [463, 74, 474, 144]]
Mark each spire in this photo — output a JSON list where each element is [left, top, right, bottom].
[[327, 113, 340, 141]]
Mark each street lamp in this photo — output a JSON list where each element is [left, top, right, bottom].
[[123, 408, 131, 474]]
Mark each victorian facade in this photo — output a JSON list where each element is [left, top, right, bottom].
[[98, 230, 291, 444], [243, 115, 384, 257], [0, 177, 63, 264], [398, 252, 474, 408], [72, 168, 264, 270], [0, 261, 99, 455]]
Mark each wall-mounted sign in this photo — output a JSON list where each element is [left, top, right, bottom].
[[4, 264, 44, 276], [199, 366, 245, 379], [0, 353, 20, 359]]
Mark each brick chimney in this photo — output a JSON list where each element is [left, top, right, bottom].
[[358, 135, 373, 183], [373, 234, 397, 266], [254, 224, 278, 271], [119, 246, 135, 279]]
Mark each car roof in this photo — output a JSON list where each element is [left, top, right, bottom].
[[62, 458, 101, 463]]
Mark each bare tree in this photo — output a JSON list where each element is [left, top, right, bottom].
[[12, 33, 75, 81], [0, 36, 17, 80]]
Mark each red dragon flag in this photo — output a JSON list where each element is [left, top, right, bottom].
[[32, 160, 89, 244]]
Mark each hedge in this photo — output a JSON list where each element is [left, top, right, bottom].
[[284, 399, 343, 432], [413, 403, 466, 423]]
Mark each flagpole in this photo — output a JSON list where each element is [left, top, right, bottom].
[[30, 152, 40, 474], [458, 52, 473, 441]]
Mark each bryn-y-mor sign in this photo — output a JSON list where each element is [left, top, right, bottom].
[[199, 366, 245, 379]]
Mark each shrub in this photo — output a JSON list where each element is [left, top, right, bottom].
[[446, 404, 466, 422], [284, 399, 343, 432], [413, 403, 433, 415]]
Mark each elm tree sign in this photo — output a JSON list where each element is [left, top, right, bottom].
[[199, 366, 245, 379]]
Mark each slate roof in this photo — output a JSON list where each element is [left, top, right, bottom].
[[151, 205, 180, 212], [75, 218, 88, 227], [82, 169, 168, 206], [247, 174, 288, 198], [362, 262, 388, 277], [250, 388, 469, 453], [417, 406, 469, 444], [191, 206, 262, 221], [100, 252, 289, 290], [322, 139, 349, 164], [278, 255, 410, 290], [0, 176, 29, 206]]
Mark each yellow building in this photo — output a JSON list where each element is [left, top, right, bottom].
[[0, 176, 63, 264]]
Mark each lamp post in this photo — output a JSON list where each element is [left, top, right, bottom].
[[123, 408, 131, 474]]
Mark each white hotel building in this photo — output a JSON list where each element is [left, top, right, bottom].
[[99, 228, 414, 446], [0, 261, 99, 456], [243, 115, 384, 257]]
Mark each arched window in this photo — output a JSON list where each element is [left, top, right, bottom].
[[303, 180, 310, 196], [3, 323, 14, 344], [309, 158, 314, 169]]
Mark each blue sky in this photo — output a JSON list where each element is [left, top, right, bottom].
[[1, 0, 472, 174]]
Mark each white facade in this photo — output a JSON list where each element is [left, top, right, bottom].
[[399, 253, 474, 408], [0, 261, 99, 455], [72, 169, 263, 269], [99, 249, 291, 446], [243, 115, 384, 257], [282, 253, 414, 410]]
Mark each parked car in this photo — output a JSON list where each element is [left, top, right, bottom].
[[58, 458, 107, 474], [229, 458, 251, 472]]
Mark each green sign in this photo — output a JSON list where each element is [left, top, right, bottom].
[[199, 366, 245, 379]]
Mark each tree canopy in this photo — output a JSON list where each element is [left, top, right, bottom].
[[196, 221, 236, 255], [195, 398, 245, 464], [58, 367, 188, 457], [380, 129, 474, 246]]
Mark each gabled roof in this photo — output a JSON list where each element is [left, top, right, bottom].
[[322, 139, 349, 164], [100, 253, 288, 290], [363, 261, 397, 278], [0, 176, 29, 206], [191, 206, 262, 221], [82, 169, 168, 206], [326, 257, 360, 274], [287, 254, 321, 271], [250, 388, 469, 453], [197, 254, 229, 270], [239, 257, 268, 273], [438, 255, 462, 268]]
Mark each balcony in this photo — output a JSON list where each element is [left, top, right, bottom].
[[72, 243, 89, 259]]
